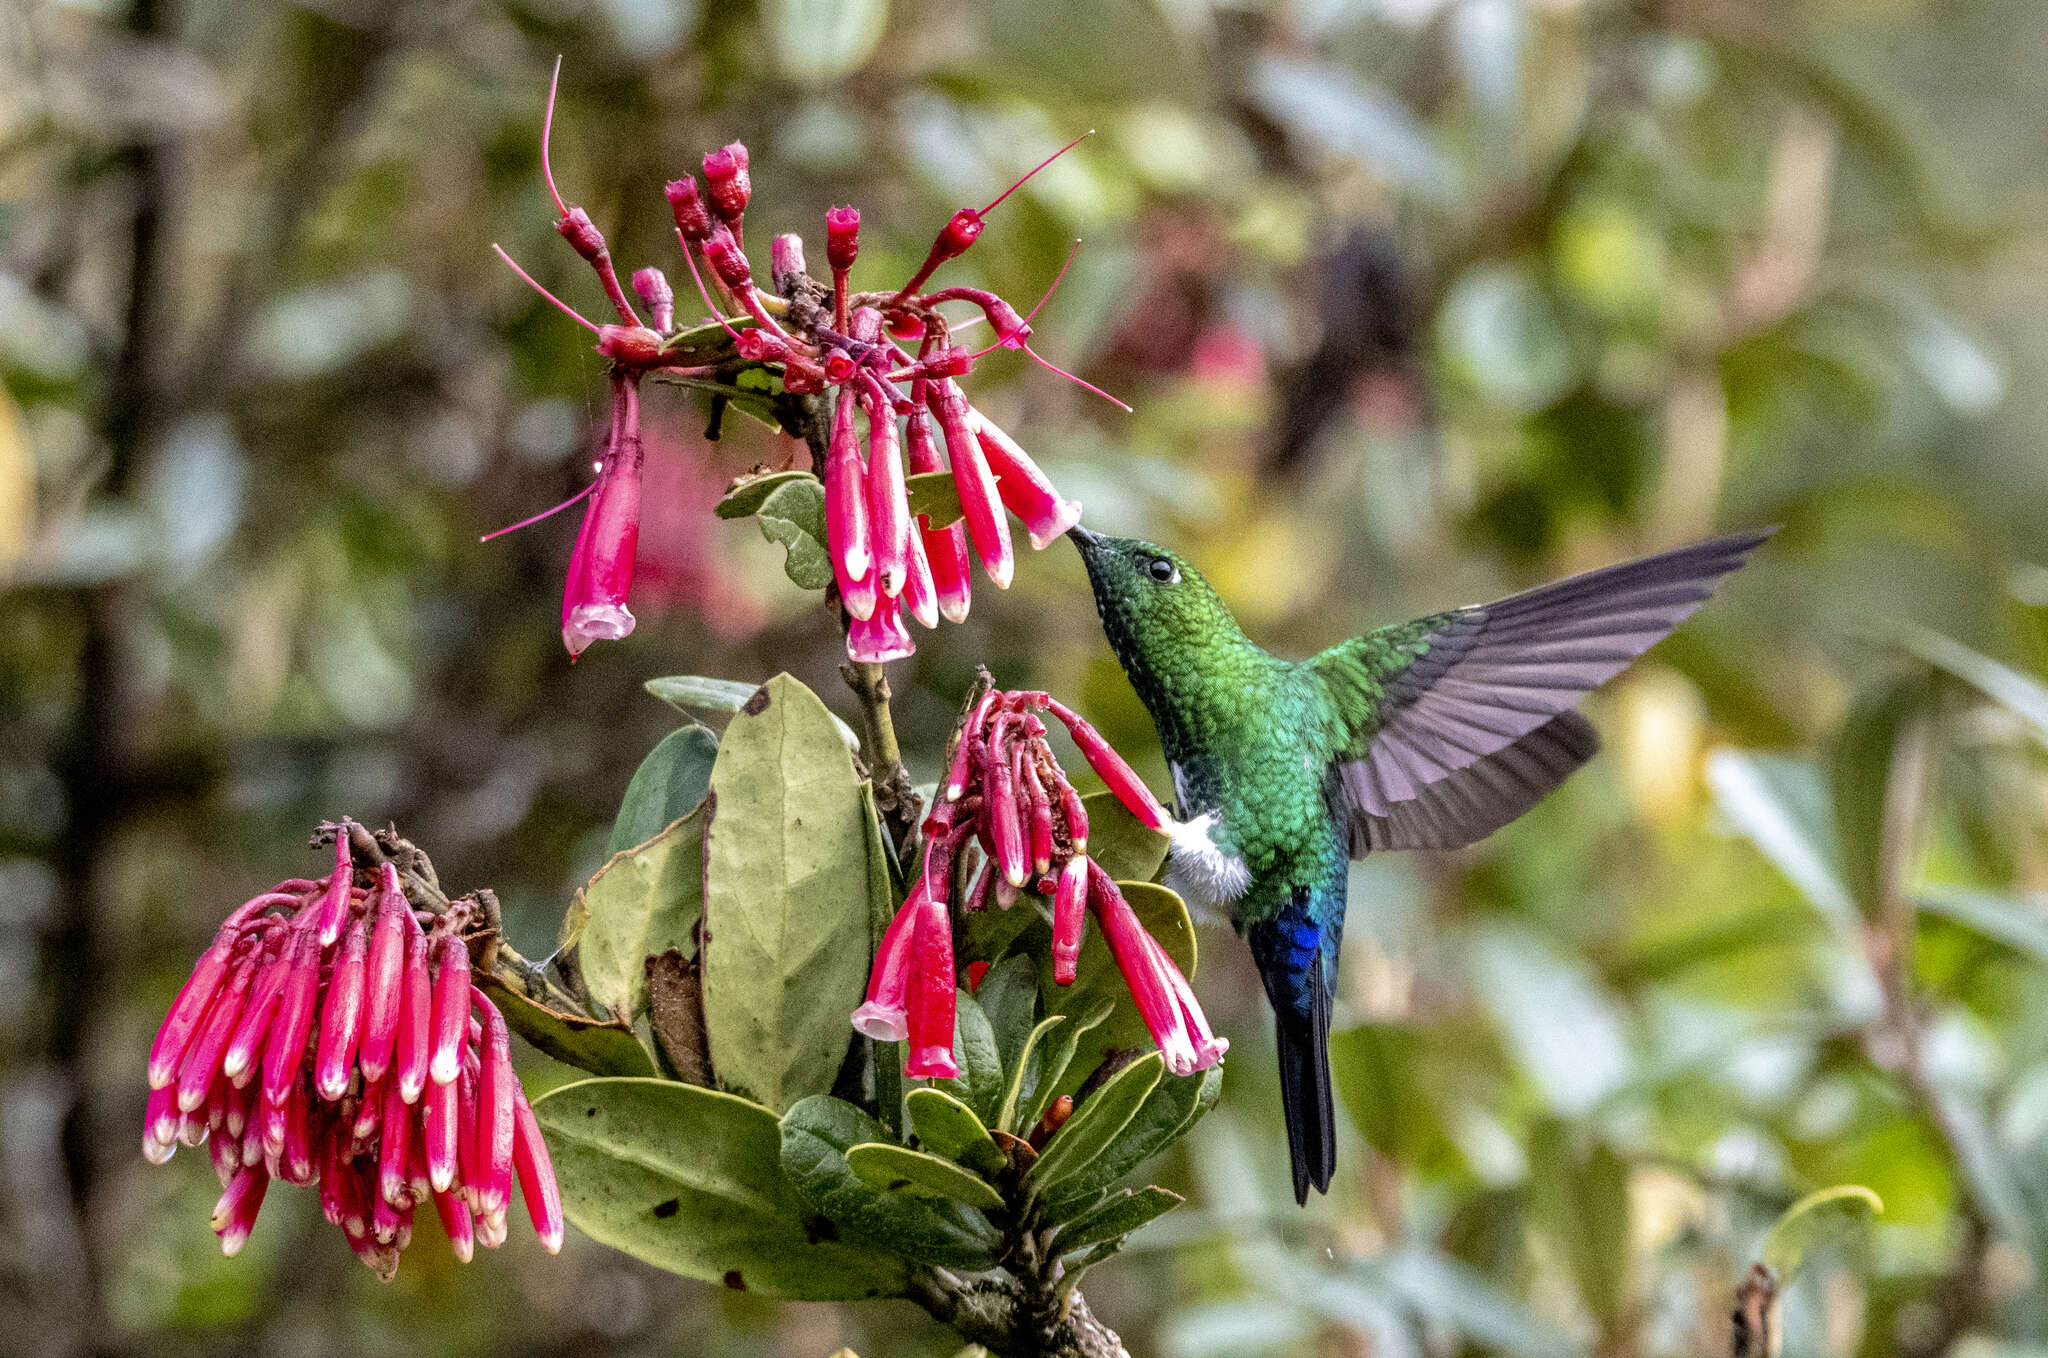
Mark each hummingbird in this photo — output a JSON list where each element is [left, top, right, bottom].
[[1066, 524, 1770, 1203]]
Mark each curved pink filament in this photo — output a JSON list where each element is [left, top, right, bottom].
[[492, 244, 599, 334], [478, 479, 598, 543], [1023, 343, 1132, 412], [541, 56, 568, 220]]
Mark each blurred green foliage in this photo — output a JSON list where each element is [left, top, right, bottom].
[[4, 0, 2048, 1355]]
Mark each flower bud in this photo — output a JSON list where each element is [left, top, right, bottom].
[[701, 142, 751, 222], [314, 921, 368, 1102], [596, 324, 664, 365], [703, 226, 752, 289], [555, 206, 607, 263], [427, 934, 470, 1087], [769, 232, 806, 289], [825, 206, 860, 272], [513, 1088, 564, 1253], [631, 267, 673, 332], [1052, 855, 1089, 984], [665, 176, 715, 241], [357, 864, 408, 1084]]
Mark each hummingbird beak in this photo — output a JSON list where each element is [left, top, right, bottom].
[[1066, 523, 1104, 556]]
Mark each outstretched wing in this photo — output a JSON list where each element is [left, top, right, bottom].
[[1314, 530, 1771, 853]]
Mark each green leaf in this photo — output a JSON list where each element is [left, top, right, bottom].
[[1891, 624, 2048, 745], [945, 989, 1006, 1125], [726, 477, 833, 592], [846, 1141, 1007, 1212], [1330, 1022, 1451, 1170], [906, 1087, 1007, 1177], [714, 469, 818, 520], [904, 471, 964, 529], [476, 972, 656, 1077], [779, 1095, 1001, 1270], [571, 807, 709, 1023], [1053, 1185, 1183, 1256], [1082, 790, 1170, 883], [534, 1077, 908, 1300], [766, 0, 888, 84], [702, 675, 873, 1112], [1829, 675, 1931, 921], [1760, 1184, 1883, 1281], [975, 953, 1041, 1073], [647, 674, 862, 751], [1025, 1051, 1164, 1197], [999, 1013, 1066, 1134], [1705, 750, 1859, 936], [1918, 886, 2048, 967], [1526, 1120, 1629, 1321], [1042, 1062, 1219, 1219], [1046, 882, 1196, 1089], [607, 724, 718, 857]]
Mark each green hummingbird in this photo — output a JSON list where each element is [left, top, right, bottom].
[[1066, 524, 1770, 1203]]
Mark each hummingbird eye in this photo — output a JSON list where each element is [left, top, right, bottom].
[[1145, 556, 1180, 584]]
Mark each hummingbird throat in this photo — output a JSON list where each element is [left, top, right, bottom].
[[1163, 767, 1252, 917]]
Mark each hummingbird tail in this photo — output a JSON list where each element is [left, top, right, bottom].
[[1273, 961, 1335, 1205]]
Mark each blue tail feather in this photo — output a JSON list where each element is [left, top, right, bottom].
[[1249, 892, 1339, 1204]]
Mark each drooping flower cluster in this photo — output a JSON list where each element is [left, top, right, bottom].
[[143, 826, 563, 1278], [853, 689, 1227, 1079], [494, 63, 1112, 661]]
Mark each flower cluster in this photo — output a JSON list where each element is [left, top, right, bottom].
[[143, 826, 563, 1278], [853, 689, 1228, 1079], [494, 63, 1111, 661]]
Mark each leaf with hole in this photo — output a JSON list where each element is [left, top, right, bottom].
[[534, 1078, 907, 1299]]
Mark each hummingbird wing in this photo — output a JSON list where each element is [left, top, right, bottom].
[[1313, 530, 1771, 853]]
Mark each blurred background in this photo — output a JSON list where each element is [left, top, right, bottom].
[[4, 0, 2047, 1354]]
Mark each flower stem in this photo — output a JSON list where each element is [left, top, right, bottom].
[[791, 389, 921, 850]]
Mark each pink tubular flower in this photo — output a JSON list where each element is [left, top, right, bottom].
[[906, 875, 961, 1080], [970, 412, 1082, 549], [848, 601, 915, 664], [499, 77, 1106, 667], [1087, 863, 1224, 1077], [905, 399, 973, 624], [141, 823, 562, 1277], [561, 379, 644, 659], [928, 380, 1012, 589], [852, 885, 921, 1042], [853, 685, 1223, 1083], [1045, 698, 1173, 831]]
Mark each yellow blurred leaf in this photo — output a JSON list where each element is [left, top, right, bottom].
[[0, 382, 31, 575]]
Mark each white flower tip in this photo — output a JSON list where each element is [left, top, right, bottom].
[[217, 1228, 251, 1257], [430, 1166, 454, 1194], [851, 1004, 909, 1043], [564, 603, 636, 657], [1026, 501, 1084, 551], [538, 1226, 564, 1254], [142, 1136, 175, 1165], [429, 1054, 459, 1087], [939, 596, 971, 625]]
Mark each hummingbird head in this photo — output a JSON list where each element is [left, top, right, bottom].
[[1066, 524, 1251, 678]]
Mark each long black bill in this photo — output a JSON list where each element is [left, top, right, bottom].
[[1066, 523, 1105, 555]]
